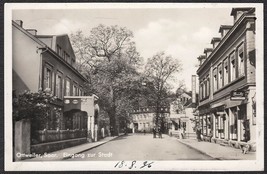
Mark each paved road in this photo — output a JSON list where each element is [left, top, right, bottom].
[[66, 134, 214, 161]]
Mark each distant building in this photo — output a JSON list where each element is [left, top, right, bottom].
[[196, 8, 256, 148], [169, 89, 198, 138], [130, 106, 170, 133]]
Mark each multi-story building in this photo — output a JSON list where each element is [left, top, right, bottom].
[[196, 8, 256, 148], [169, 89, 198, 138], [12, 20, 98, 132], [130, 106, 170, 133]]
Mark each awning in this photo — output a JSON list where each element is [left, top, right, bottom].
[[211, 98, 246, 109], [211, 102, 225, 108]]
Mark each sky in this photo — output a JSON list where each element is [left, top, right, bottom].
[[12, 7, 234, 91]]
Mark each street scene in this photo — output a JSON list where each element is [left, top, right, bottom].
[[6, 3, 263, 171], [66, 134, 214, 161]]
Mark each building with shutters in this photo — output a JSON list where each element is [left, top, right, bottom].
[[196, 8, 256, 149]]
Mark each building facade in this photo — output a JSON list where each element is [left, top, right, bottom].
[[196, 8, 256, 148], [12, 20, 99, 136], [169, 90, 198, 138], [130, 106, 170, 133]]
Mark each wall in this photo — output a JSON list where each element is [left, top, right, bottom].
[[12, 24, 41, 94]]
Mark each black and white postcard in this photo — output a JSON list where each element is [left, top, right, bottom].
[[4, 3, 264, 171]]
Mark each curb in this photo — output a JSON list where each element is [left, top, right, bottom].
[[176, 139, 222, 160]]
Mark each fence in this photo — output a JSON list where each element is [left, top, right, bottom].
[[32, 129, 87, 145]]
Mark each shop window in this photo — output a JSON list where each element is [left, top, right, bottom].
[[215, 116, 219, 138], [220, 116, 225, 139], [223, 58, 229, 85], [230, 107, 238, 140], [230, 52, 236, 81], [238, 104, 248, 142], [203, 116, 207, 135], [207, 116, 212, 136], [238, 44, 245, 77]]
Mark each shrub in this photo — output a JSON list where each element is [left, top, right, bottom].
[[13, 89, 61, 130]]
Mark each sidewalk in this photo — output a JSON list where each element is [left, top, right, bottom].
[[177, 138, 256, 160], [25, 135, 123, 161]]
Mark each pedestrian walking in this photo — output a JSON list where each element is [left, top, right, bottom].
[[153, 127, 156, 138], [143, 129, 146, 135], [158, 127, 162, 139], [178, 128, 183, 139], [196, 126, 201, 142]]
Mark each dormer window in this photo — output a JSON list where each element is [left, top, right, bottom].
[[56, 45, 62, 57]]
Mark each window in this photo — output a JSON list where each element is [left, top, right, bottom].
[[203, 79, 206, 98], [230, 107, 238, 140], [66, 53, 70, 62], [230, 52, 236, 81], [213, 68, 217, 92], [199, 82, 202, 100], [223, 58, 229, 85], [215, 116, 219, 138], [63, 51, 66, 60], [43, 64, 53, 92], [73, 83, 79, 96], [207, 76, 210, 97], [218, 64, 222, 89], [65, 78, 71, 96], [220, 116, 225, 139], [55, 72, 63, 99], [238, 44, 245, 77], [56, 45, 62, 57]]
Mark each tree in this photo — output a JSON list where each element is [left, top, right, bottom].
[[144, 52, 182, 130], [71, 25, 142, 136]]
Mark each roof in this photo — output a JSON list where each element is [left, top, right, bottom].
[[210, 37, 221, 44], [230, 7, 254, 16], [204, 48, 213, 54], [218, 25, 232, 33], [12, 20, 88, 82]]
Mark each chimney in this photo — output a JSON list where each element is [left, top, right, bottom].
[[204, 48, 213, 58], [219, 25, 232, 38], [197, 55, 206, 66], [230, 7, 254, 23], [192, 75, 196, 104], [211, 37, 221, 49], [26, 29, 37, 36], [14, 20, 23, 27]]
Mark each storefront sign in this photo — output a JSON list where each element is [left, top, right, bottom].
[[230, 90, 246, 100]]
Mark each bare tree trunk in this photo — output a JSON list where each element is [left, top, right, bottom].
[[108, 85, 118, 136]]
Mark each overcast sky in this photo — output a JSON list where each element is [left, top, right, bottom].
[[13, 7, 234, 91]]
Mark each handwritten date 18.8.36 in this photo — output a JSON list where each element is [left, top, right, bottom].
[[114, 160, 154, 169]]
